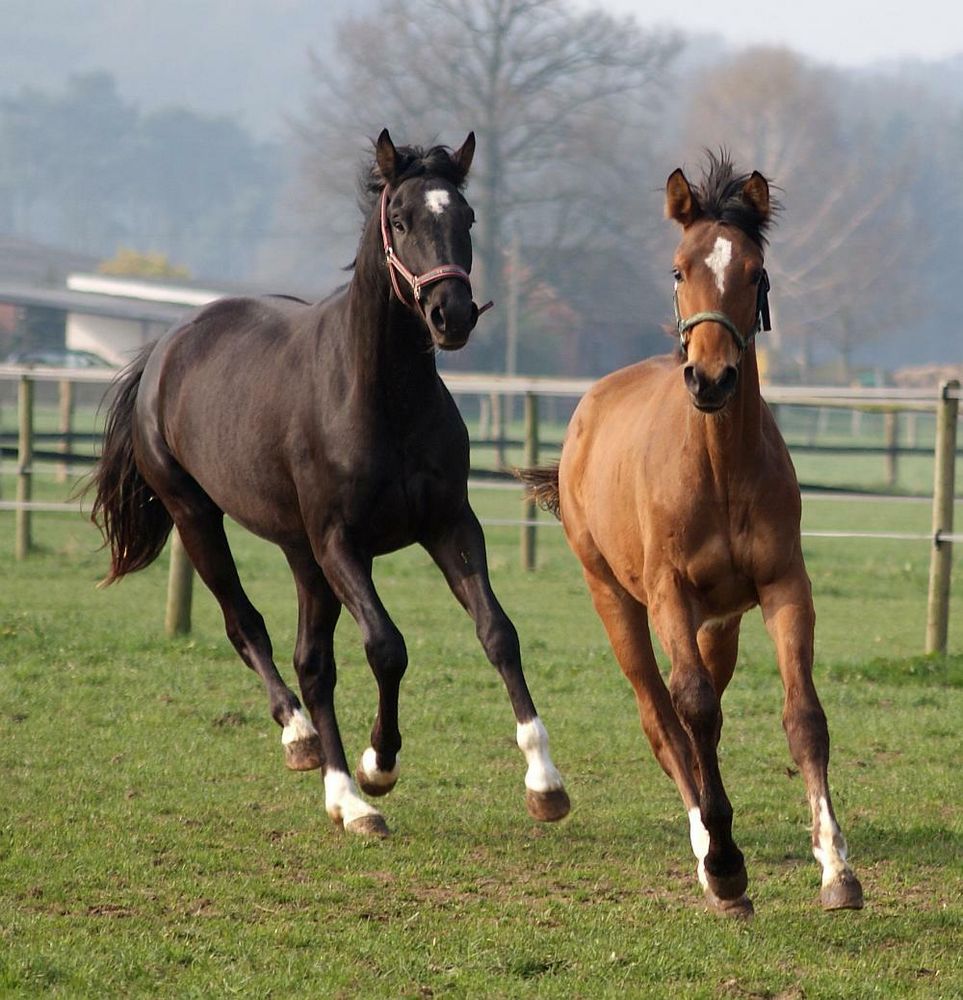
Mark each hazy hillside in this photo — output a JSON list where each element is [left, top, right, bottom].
[[0, 0, 372, 139], [1, 3, 960, 372], [867, 53, 963, 106]]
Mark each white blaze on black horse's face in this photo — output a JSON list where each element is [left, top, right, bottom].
[[424, 188, 452, 216]]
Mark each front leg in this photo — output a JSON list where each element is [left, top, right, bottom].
[[423, 504, 570, 822], [759, 570, 863, 910], [648, 583, 749, 910], [313, 528, 411, 837]]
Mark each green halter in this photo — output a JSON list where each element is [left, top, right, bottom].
[[674, 269, 771, 355]]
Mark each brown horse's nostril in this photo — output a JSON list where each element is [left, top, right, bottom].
[[718, 365, 739, 395], [685, 363, 738, 409]]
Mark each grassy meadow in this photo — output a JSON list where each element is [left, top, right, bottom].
[[1, 456, 961, 997]]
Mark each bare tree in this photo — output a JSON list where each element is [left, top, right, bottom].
[[681, 49, 922, 379], [297, 0, 678, 370]]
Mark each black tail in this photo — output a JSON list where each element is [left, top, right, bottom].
[[90, 346, 173, 584], [515, 463, 562, 520]]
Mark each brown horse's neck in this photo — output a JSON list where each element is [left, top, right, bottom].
[[692, 345, 764, 470], [733, 343, 763, 438]]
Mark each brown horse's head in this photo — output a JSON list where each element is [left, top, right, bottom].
[[373, 129, 484, 351], [665, 155, 773, 412]]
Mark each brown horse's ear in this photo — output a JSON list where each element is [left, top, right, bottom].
[[742, 171, 770, 221], [665, 168, 701, 227], [375, 128, 398, 183], [453, 132, 475, 178]]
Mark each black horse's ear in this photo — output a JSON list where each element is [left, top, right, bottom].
[[666, 168, 701, 228], [453, 132, 475, 179], [742, 171, 770, 222], [375, 128, 398, 184]]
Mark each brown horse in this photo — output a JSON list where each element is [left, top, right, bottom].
[[522, 153, 862, 916]]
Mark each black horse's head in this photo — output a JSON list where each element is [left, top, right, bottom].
[[369, 129, 484, 350]]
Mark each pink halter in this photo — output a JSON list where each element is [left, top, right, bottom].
[[380, 186, 493, 317]]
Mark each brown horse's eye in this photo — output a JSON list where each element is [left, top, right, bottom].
[[672, 268, 683, 282], [749, 270, 763, 285]]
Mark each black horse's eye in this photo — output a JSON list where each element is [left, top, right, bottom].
[[392, 219, 405, 233], [468, 210, 476, 227]]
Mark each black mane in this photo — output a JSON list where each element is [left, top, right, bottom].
[[694, 149, 778, 246], [359, 141, 468, 215]]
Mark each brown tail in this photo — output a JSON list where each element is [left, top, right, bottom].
[[515, 463, 562, 520], [90, 346, 173, 583]]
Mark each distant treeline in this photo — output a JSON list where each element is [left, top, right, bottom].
[[1, 0, 962, 380], [0, 72, 280, 282]]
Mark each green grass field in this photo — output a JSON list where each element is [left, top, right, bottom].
[[1, 472, 961, 998]]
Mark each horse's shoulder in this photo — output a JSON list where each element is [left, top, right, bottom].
[[588, 354, 675, 398]]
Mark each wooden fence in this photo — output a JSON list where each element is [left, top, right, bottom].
[[1, 366, 960, 653]]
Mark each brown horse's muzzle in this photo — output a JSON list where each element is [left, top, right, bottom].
[[684, 362, 739, 412]]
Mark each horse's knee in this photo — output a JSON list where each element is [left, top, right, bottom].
[[225, 606, 270, 657], [478, 614, 520, 667], [783, 702, 829, 765], [670, 669, 719, 735], [364, 627, 408, 679], [297, 658, 336, 706]]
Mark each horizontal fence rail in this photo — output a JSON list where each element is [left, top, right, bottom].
[[1, 368, 959, 653]]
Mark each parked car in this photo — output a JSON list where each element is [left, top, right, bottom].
[[3, 349, 113, 368]]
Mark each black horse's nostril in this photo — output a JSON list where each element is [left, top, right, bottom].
[[430, 305, 446, 332]]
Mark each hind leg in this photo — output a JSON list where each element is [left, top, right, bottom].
[[425, 506, 569, 823], [154, 475, 321, 771], [308, 527, 411, 832], [284, 547, 388, 837], [759, 572, 863, 910]]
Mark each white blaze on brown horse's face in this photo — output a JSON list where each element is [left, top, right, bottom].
[[666, 167, 770, 413], [704, 236, 733, 294]]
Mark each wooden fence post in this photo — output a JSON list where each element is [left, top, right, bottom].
[[925, 380, 959, 655], [884, 410, 899, 489], [165, 528, 195, 636], [478, 394, 491, 440], [491, 392, 505, 471], [521, 392, 539, 571], [57, 378, 75, 483], [15, 375, 33, 560]]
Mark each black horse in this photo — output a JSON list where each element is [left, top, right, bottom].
[[92, 130, 569, 836]]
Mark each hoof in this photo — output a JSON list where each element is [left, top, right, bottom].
[[284, 736, 323, 771], [343, 813, 391, 839], [821, 871, 864, 911], [705, 889, 755, 919], [525, 787, 571, 822], [355, 762, 398, 798], [706, 866, 749, 902]]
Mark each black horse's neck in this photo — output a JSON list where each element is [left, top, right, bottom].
[[345, 209, 439, 390]]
